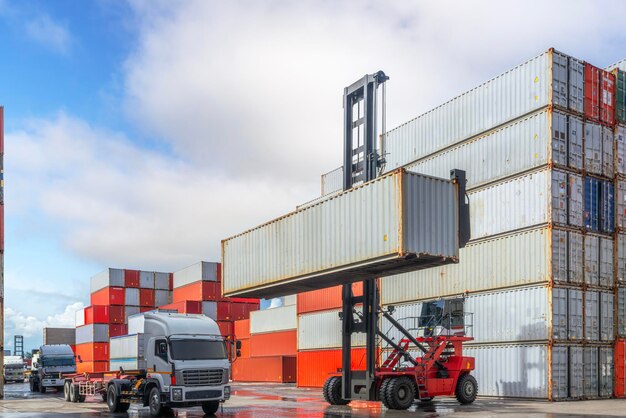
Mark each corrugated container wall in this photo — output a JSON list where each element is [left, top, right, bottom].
[[90, 268, 124, 293], [250, 305, 297, 334], [173, 261, 220, 288]]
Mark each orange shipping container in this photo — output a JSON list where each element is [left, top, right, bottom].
[[234, 319, 250, 340], [297, 283, 363, 314], [297, 348, 368, 388], [616, 339, 626, 398], [77, 361, 109, 374], [75, 342, 109, 362], [238, 339, 250, 358], [232, 356, 296, 383], [250, 331, 296, 357], [172, 281, 221, 303], [91, 287, 125, 306]]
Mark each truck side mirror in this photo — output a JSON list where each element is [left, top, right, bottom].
[[77, 356, 83, 364], [236, 340, 242, 350], [236, 350, 241, 358]]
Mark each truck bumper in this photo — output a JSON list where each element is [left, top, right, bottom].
[[169, 385, 230, 404], [42, 378, 64, 387]]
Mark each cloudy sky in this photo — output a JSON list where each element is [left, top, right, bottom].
[[2, 0, 626, 352]]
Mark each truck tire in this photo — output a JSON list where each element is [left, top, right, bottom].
[[148, 386, 163, 417], [455, 374, 477, 405], [384, 377, 415, 410], [323, 376, 350, 406], [64, 381, 71, 402], [69, 384, 79, 403], [39, 382, 47, 394], [107, 384, 130, 413], [202, 401, 220, 414], [29, 379, 37, 392]]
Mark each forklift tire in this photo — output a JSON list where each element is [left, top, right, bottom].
[[202, 401, 220, 414], [323, 376, 350, 406], [378, 378, 392, 408], [455, 374, 477, 405], [63, 381, 71, 402], [107, 384, 130, 413], [384, 377, 415, 410]]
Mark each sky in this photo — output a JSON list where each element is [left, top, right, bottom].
[[2, 0, 626, 353]]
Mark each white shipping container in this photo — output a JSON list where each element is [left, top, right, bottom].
[[125, 288, 140, 306], [223, 170, 459, 299], [173, 261, 219, 289], [298, 308, 365, 350], [154, 272, 170, 290], [128, 314, 144, 335], [75, 324, 108, 344], [90, 268, 124, 293], [283, 295, 296, 306], [110, 334, 145, 359], [321, 166, 343, 196], [139, 271, 155, 288], [75, 308, 85, 327], [599, 346, 614, 397], [251, 305, 296, 334], [568, 288, 583, 341], [381, 227, 552, 305], [110, 359, 146, 371], [584, 235, 600, 286]]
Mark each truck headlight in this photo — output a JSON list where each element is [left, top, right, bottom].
[[222, 369, 229, 384], [223, 386, 230, 399], [172, 388, 183, 401]]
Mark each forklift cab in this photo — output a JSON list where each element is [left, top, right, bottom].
[[418, 298, 467, 337]]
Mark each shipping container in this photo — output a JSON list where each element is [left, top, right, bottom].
[[615, 70, 626, 124], [172, 280, 221, 303], [321, 166, 343, 196], [584, 122, 602, 175], [75, 308, 85, 327], [296, 348, 368, 387], [217, 321, 233, 338], [584, 235, 600, 286], [568, 288, 583, 341], [90, 287, 124, 306], [90, 268, 124, 293], [585, 178, 601, 232], [75, 342, 109, 362], [569, 346, 583, 399], [124, 306, 140, 324], [298, 308, 365, 350], [124, 269, 140, 288], [231, 356, 296, 383], [154, 290, 171, 307], [43, 328, 75, 345], [602, 127, 615, 178], [250, 330, 297, 357], [615, 339, 626, 397], [602, 180, 615, 233], [234, 319, 250, 340], [617, 179, 626, 230], [600, 346, 614, 397], [600, 291, 614, 341], [585, 291, 600, 341], [297, 283, 363, 315], [173, 261, 220, 289], [601, 70, 616, 126], [154, 272, 170, 290], [125, 288, 139, 306], [250, 305, 297, 335], [583, 346, 599, 398], [84, 305, 109, 324], [619, 235, 626, 283], [202, 301, 217, 320], [139, 271, 155, 288], [109, 324, 128, 338], [75, 324, 108, 344], [599, 237, 614, 287], [158, 301, 202, 315], [617, 125, 626, 175], [229, 302, 257, 321], [239, 339, 250, 358], [76, 361, 109, 374], [110, 334, 145, 364], [585, 64, 602, 122], [139, 288, 155, 307], [223, 169, 459, 299]]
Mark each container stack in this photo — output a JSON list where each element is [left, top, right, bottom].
[[165, 261, 259, 341], [231, 299, 297, 383], [315, 49, 622, 400]]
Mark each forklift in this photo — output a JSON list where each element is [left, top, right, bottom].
[[322, 72, 477, 410]]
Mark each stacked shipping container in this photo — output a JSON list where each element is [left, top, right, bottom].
[[313, 49, 621, 400]]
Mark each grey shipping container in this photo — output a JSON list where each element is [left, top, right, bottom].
[[202, 301, 217, 320], [75, 324, 108, 344], [125, 288, 140, 306], [600, 292, 614, 341], [154, 272, 170, 290], [223, 169, 459, 299], [602, 126, 614, 178], [619, 287, 626, 337], [43, 328, 75, 345], [90, 268, 124, 293], [173, 261, 219, 289], [154, 290, 171, 307], [584, 236, 599, 286], [619, 234, 626, 283], [585, 291, 600, 341], [616, 125, 626, 176], [568, 289, 583, 341], [139, 271, 154, 288], [599, 346, 614, 397], [569, 346, 583, 399], [599, 237, 614, 288], [583, 346, 599, 398], [125, 306, 140, 323], [321, 166, 343, 196], [617, 180, 626, 230], [584, 122, 602, 175]]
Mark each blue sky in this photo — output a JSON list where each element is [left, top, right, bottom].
[[3, 0, 626, 352]]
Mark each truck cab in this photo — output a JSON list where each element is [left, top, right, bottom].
[[29, 345, 76, 393], [106, 312, 235, 416], [4, 356, 25, 383]]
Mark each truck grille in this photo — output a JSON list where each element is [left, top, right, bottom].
[[181, 369, 224, 386]]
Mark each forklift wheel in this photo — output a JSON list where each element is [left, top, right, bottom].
[[323, 376, 350, 406], [384, 377, 415, 410], [378, 378, 392, 408], [455, 374, 477, 404], [419, 397, 434, 403]]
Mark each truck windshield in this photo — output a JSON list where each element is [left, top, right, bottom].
[[169, 339, 227, 360], [42, 356, 75, 367]]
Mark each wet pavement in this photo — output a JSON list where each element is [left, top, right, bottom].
[[0, 381, 624, 417]]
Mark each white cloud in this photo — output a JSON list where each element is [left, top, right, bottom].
[[25, 14, 72, 54]]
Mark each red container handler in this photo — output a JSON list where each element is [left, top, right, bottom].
[[232, 356, 296, 383], [124, 269, 140, 288], [139, 289, 155, 307], [91, 287, 125, 306], [158, 301, 202, 314]]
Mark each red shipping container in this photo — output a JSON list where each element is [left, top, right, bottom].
[[585, 63, 601, 122], [172, 281, 221, 303], [109, 324, 128, 338], [217, 301, 231, 321], [91, 287, 125, 306], [616, 339, 626, 397], [234, 319, 250, 340], [124, 269, 140, 288], [140, 307, 153, 313], [297, 282, 363, 314], [297, 348, 368, 387], [0, 204, 4, 253], [229, 302, 256, 321], [216, 263, 222, 282], [75, 342, 109, 362], [84, 306, 109, 324], [228, 297, 260, 304], [250, 330, 296, 357], [217, 321, 233, 337], [169, 273, 174, 291], [140, 288, 155, 307], [239, 339, 250, 358], [77, 361, 109, 374], [232, 356, 296, 383], [159, 301, 202, 314], [109, 306, 125, 324], [601, 70, 616, 126]]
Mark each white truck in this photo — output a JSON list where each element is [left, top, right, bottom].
[[3, 355, 25, 383], [29, 345, 76, 392], [65, 312, 239, 416]]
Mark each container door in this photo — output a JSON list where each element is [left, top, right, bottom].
[[568, 57, 585, 114], [552, 51, 568, 109], [552, 170, 568, 225], [599, 347, 614, 397], [617, 180, 626, 230], [583, 346, 598, 398], [552, 230, 567, 284], [584, 123, 602, 175], [552, 112, 567, 166], [552, 345, 568, 400], [552, 288, 568, 340], [620, 288, 626, 338], [568, 231, 584, 284], [568, 346, 583, 398], [568, 115, 584, 170], [599, 237, 614, 288], [568, 174, 583, 227], [619, 235, 626, 284], [601, 181, 615, 234], [584, 235, 599, 286], [617, 125, 626, 176], [601, 70, 616, 126], [585, 291, 599, 341], [602, 127, 615, 178], [600, 292, 614, 341], [568, 289, 583, 341]]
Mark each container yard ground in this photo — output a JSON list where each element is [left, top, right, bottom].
[[0, 382, 624, 417]]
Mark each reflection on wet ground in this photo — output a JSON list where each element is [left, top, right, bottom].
[[0, 382, 623, 417]]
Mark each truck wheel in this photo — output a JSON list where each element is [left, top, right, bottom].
[[324, 376, 350, 406], [107, 384, 130, 413], [29, 379, 36, 392], [384, 377, 415, 410], [148, 386, 163, 417], [64, 381, 71, 402], [39, 382, 47, 394], [69, 384, 78, 403], [455, 374, 477, 405], [202, 401, 220, 414]]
